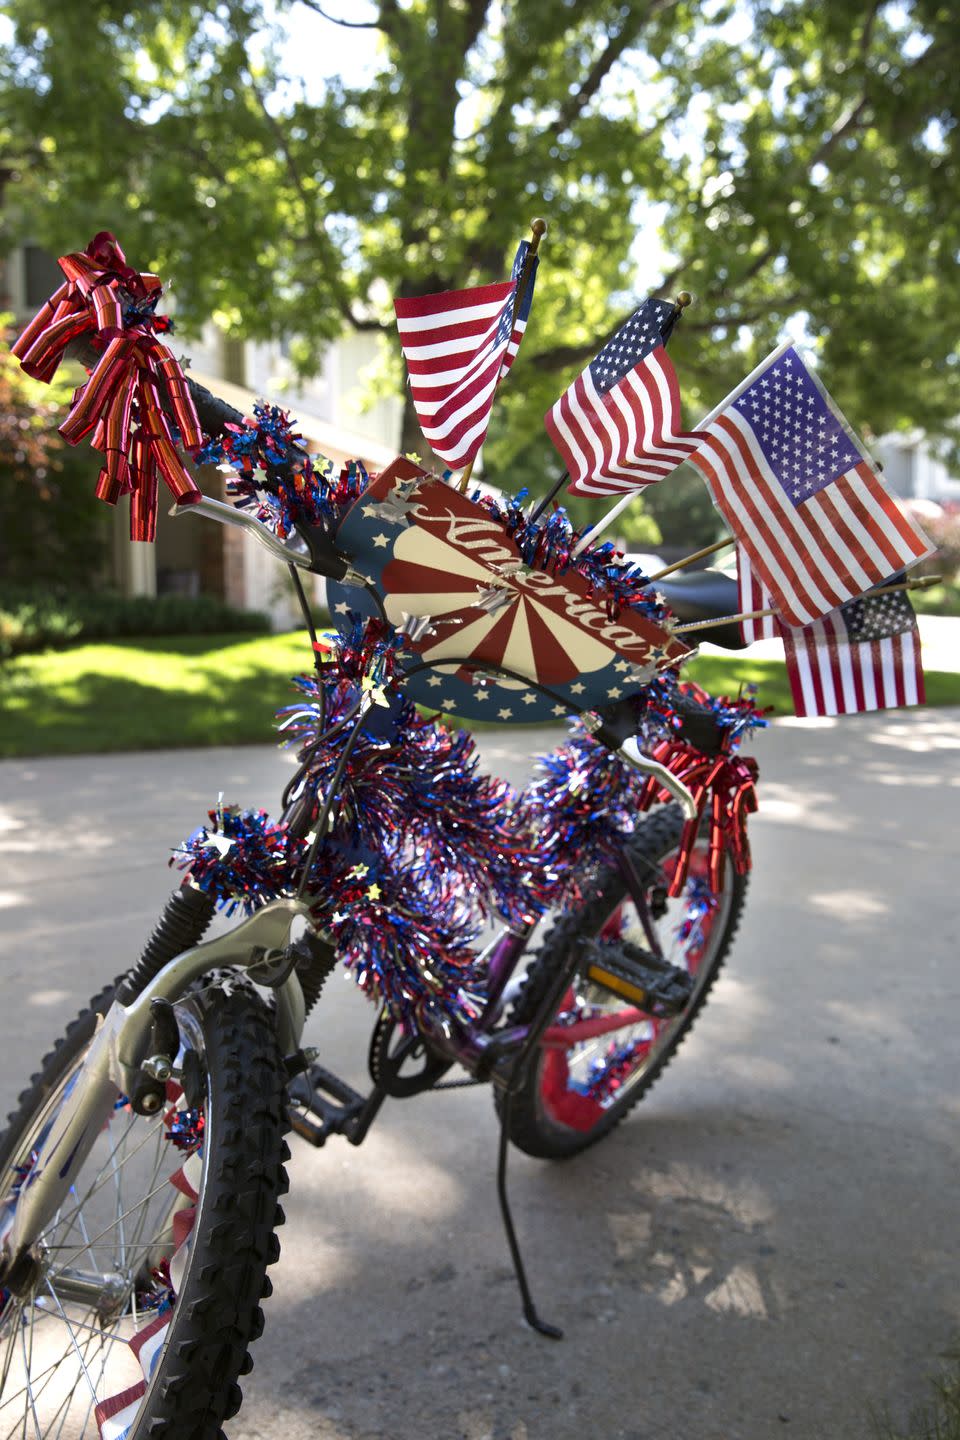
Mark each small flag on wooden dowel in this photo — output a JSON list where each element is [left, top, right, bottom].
[[780, 583, 925, 718], [393, 234, 540, 471], [687, 344, 934, 628], [546, 295, 699, 497]]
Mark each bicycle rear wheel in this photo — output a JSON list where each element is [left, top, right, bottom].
[[0, 976, 288, 1438], [500, 804, 748, 1159]]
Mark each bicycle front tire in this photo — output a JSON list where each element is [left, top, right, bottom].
[[0, 975, 288, 1438]]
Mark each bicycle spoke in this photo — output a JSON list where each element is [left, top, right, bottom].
[[41, 1113, 156, 1242], [49, 1175, 176, 1276], [0, 1305, 23, 1407], [0, 1321, 92, 1440], [18, 1309, 41, 1440], [41, 1283, 99, 1407], [124, 1124, 175, 1267], [0, 1337, 63, 1414]]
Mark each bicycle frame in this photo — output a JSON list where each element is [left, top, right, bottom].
[[2, 901, 311, 1271], [0, 603, 693, 1284]]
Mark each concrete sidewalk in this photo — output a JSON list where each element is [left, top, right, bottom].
[[702, 611, 959, 672], [1, 712, 958, 1440]]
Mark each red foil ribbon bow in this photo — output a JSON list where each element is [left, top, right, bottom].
[[636, 737, 759, 898], [11, 231, 202, 539]]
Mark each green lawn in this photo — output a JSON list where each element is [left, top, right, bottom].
[[0, 632, 314, 757], [2, 632, 959, 759]]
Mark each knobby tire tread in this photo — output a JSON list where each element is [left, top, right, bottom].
[[0, 972, 290, 1440], [498, 804, 748, 1160]]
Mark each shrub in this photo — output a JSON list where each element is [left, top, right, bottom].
[[0, 586, 270, 659]]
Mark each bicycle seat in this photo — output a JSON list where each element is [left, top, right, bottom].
[[656, 569, 747, 650]]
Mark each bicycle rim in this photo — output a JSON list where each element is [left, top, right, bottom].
[[0, 1003, 210, 1439]]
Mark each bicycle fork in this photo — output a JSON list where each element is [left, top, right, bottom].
[[0, 897, 312, 1296]]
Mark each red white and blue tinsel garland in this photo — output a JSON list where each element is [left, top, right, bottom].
[[195, 403, 369, 538], [173, 622, 768, 1033], [473, 488, 670, 625]]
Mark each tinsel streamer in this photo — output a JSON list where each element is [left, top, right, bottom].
[[11, 230, 202, 536], [519, 680, 767, 907], [282, 675, 553, 927], [517, 724, 649, 909], [474, 490, 669, 625], [315, 849, 487, 1033], [172, 806, 488, 1032], [569, 1035, 650, 1105], [172, 804, 297, 917], [197, 403, 370, 537]]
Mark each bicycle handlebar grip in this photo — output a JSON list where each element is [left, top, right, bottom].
[[672, 692, 725, 755], [184, 377, 245, 436]]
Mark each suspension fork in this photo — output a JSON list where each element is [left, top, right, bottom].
[[0, 899, 311, 1288]]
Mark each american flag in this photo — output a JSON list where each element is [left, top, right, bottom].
[[736, 544, 778, 643], [781, 584, 925, 717], [394, 241, 537, 470], [547, 298, 698, 497], [689, 344, 933, 628]]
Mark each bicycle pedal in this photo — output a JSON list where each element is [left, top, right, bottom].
[[581, 939, 694, 1017], [288, 1062, 366, 1147]]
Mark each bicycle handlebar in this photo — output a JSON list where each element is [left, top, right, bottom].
[[65, 337, 357, 582], [619, 738, 698, 820]]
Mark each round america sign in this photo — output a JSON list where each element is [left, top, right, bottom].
[[327, 458, 689, 725]]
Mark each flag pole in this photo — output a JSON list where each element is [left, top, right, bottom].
[[527, 471, 569, 523], [693, 337, 795, 431], [457, 217, 547, 495], [569, 291, 693, 558], [671, 572, 942, 636], [647, 534, 735, 581]]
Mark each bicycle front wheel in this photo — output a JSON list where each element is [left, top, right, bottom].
[[500, 804, 748, 1159], [0, 976, 288, 1438]]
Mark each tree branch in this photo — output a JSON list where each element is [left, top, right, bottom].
[[528, 285, 809, 372], [297, 1, 379, 28], [343, 309, 390, 332], [681, 293, 806, 332], [544, 0, 678, 139]]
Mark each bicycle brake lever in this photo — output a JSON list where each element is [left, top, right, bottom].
[[619, 737, 698, 821]]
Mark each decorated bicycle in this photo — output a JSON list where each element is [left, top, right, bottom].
[[0, 225, 934, 1438]]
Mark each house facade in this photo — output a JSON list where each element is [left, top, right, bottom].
[[873, 432, 960, 509], [3, 243, 402, 625]]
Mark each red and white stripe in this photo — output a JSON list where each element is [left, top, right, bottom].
[[394, 279, 518, 469], [550, 347, 698, 497], [735, 544, 778, 643], [781, 610, 924, 717], [690, 408, 933, 628]]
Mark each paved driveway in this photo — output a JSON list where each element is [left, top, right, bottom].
[[1, 710, 958, 1440]]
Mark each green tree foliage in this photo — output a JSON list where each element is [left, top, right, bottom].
[[0, 323, 107, 585], [1, 0, 958, 545]]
